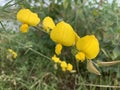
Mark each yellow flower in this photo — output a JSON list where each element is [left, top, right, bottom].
[[60, 61, 67, 71], [52, 54, 61, 63], [8, 49, 13, 53], [12, 52, 17, 58], [75, 32, 81, 43], [17, 9, 31, 23], [17, 9, 40, 33], [76, 35, 99, 59], [60, 61, 67, 68], [42, 16, 55, 32], [8, 49, 17, 59], [55, 44, 62, 55], [50, 21, 76, 46], [75, 52, 85, 62], [67, 63, 73, 71], [17, 9, 40, 26], [20, 24, 29, 33], [61, 68, 66, 72]]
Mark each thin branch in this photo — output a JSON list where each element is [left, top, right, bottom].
[[79, 83, 120, 88], [33, 26, 48, 34], [29, 48, 52, 61], [0, 21, 6, 31]]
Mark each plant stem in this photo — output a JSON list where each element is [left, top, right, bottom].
[[29, 48, 52, 61]]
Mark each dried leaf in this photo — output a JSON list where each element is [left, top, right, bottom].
[[87, 60, 101, 75]]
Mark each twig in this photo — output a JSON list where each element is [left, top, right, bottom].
[[33, 26, 48, 34], [79, 83, 120, 88], [29, 48, 52, 61], [0, 21, 6, 31]]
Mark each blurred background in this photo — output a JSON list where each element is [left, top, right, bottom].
[[0, 0, 120, 90]]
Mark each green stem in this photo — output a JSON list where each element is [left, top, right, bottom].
[[76, 61, 80, 73], [33, 26, 48, 34], [29, 48, 51, 61]]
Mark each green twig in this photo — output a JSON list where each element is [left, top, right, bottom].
[[79, 83, 120, 88], [76, 61, 80, 73], [29, 48, 51, 61], [2, 0, 24, 9], [33, 26, 48, 34]]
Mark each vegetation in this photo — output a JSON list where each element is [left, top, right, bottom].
[[0, 0, 120, 90]]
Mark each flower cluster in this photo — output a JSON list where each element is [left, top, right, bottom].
[[8, 49, 17, 59], [16, 8, 100, 74], [52, 55, 73, 72], [43, 17, 100, 61], [44, 17, 100, 73]]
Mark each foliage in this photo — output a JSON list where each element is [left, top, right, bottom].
[[0, 0, 120, 89]]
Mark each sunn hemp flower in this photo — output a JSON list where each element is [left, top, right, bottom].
[[50, 21, 77, 55], [17, 9, 40, 33], [75, 35, 99, 62]]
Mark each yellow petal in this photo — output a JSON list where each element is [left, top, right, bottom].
[[52, 54, 61, 63], [12, 52, 17, 58], [55, 44, 62, 55], [8, 49, 13, 53], [28, 13, 40, 26], [20, 24, 29, 33], [50, 21, 75, 46], [42, 16, 55, 32], [67, 63, 73, 71], [75, 52, 85, 62], [17, 9, 31, 24], [62, 67, 66, 72], [60, 61, 67, 68], [17, 9, 40, 26], [8, 49, 17, 59]]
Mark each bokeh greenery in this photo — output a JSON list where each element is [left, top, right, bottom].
[[0, 0, 120, 89]]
